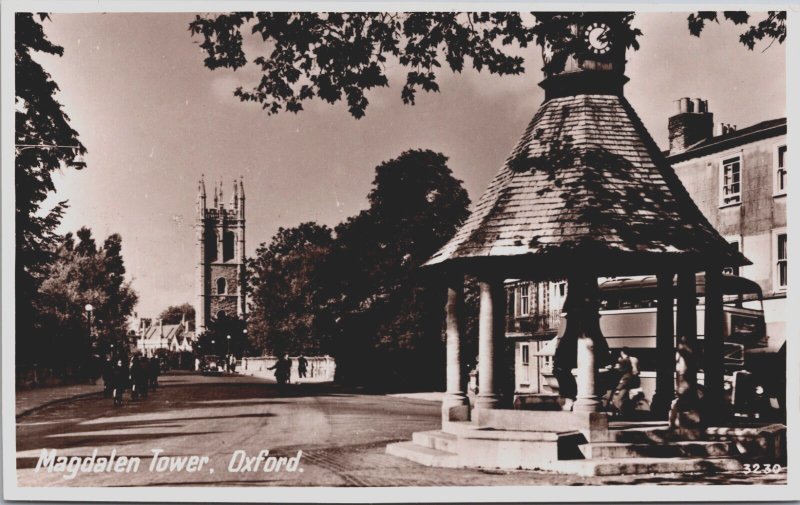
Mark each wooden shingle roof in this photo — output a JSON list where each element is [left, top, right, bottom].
[[426, 94, 747, 276]]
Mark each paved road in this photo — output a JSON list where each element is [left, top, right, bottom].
[[16, 373, 786, 487]]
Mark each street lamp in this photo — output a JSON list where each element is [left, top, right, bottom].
[[227, 335, 231, 355], [85, 303, 94, 343], [84, 303, 94, 384]]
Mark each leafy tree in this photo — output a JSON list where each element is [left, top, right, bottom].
[[687, 11, 786, 49], [35, 228, 138, 370], [196, 314, 248, 357], [247, 222, 335, 356], [328, 150, 470, 388], [157, 303, 196, 327], [189, 11, 785, 119], [16, 13, 86, 365]]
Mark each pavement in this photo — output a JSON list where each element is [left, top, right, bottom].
[[16, 383, 105, 418], [15, 372, 787, 487]]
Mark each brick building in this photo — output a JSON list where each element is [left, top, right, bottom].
[[507, 102, 787, 397], [195, 177, 247, 335]]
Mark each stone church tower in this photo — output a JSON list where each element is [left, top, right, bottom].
[[195, 176, 246, 335]]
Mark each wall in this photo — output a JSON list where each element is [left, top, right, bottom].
[[238, 356, 336, 383], [671, 134, 787, 300], [209, 264, 240, 318]]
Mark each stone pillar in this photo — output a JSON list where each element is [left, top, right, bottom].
[[703, 266, 725, 422], [573, 333, 600, 412], [559, 275, 609, 413], [475, 279, 504, 410], [676, 272, 698, 381], [442, 276, 470, 422], [651, 272, 675, 417]]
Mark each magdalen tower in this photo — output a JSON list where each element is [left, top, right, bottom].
[[196, 177, 246, 335]]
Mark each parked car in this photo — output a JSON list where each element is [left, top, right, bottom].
[[201, 355, 224, 375]]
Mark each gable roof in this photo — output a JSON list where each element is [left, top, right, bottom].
[[141, 323, 183, 342], [666, 118, 786, 162], [425, 94, 747, 276]]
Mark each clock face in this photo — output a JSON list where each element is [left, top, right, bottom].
[[584, 22, 611, 55]]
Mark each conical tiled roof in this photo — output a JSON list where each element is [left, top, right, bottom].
[[426, 93, 747, 275]]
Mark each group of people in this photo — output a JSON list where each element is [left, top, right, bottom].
[[102, 355, 161, 406], [267, 353, 308, 386]]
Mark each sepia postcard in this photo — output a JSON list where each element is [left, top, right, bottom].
[[2, 1, 798, 502]]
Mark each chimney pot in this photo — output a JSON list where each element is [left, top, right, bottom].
[[668, 97, 714, 154]]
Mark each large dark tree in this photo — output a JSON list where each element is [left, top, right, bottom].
[[247, 222, 336, 356], [196, 314, 248, 358], [16, 13, 86, 365], [35, 228, 138, 370], [328, 150, 470, 388], [189, 11, 785, 119]]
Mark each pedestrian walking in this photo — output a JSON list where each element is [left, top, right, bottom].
[[298, 354, 308, 379], [102, 357, 114, 398], [130, 356, 149, 400], [268, 353, 292, 386], [148, 356, 160, 391], [111, 359, 128, 406], [229, 354, 237, 373]]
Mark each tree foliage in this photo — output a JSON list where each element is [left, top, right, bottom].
[[247, 222, 336, 356], [196, 314, 248, 357], [16, 13, 87, 364], [157, 303, 196, 327], [687, 11, 786, 49], [190, 11, 785, 119], [35, 228, 138, 367]]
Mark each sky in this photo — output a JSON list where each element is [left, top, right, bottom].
[[33, 12, 786, 318]]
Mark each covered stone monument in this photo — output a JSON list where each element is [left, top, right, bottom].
[[387, 13, 760, 475]]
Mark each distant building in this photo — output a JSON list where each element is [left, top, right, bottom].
[[195, 177, 247, 335], [507, 101, 787, 397], [134, 317, 196, 355]]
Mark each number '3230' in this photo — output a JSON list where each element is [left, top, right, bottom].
[[743, 463, 783, 474]]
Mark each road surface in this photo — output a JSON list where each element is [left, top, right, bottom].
[[16, 372, 786, 487]]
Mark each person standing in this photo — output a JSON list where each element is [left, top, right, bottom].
[[111, 359, 128, 407], [298, 354, 308, 379], [229, 354, 237, 373]]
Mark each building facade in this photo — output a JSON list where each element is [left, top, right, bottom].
[[666, 101, 786, 352], [196, 177, 247, 335], [508, 102, 787, 398], [133, 317, 196, 355]]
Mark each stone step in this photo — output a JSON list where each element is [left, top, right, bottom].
[[412, 430, 458, 453], [611, 428, 703, 444], [580, 440, 735, 459], [385, 441, 460, 468], [444, 421, 560, 442], [552, 456, 743, 477]]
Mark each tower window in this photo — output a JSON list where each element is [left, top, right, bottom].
[[223, 231, 235, 261], [206, 228, 218, 262], [217, 277, 227, 295]]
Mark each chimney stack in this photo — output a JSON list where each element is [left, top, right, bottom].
[[668, 97, 713, 154], [715, 122, 738, 136]]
